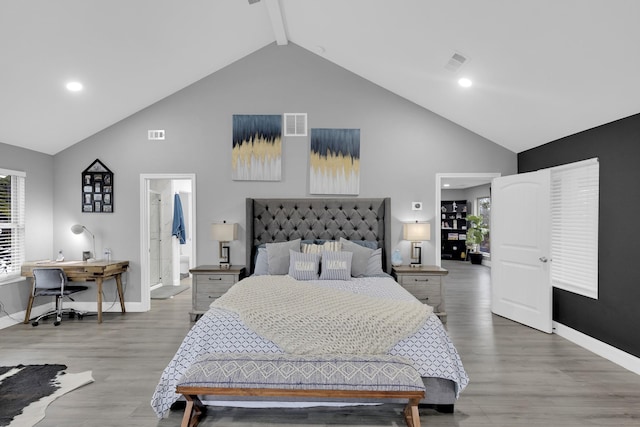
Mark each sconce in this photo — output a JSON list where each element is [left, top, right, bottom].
[[71, 223, 96, 261], [211, 221, 238, 268], [403, 221, 431, 267]]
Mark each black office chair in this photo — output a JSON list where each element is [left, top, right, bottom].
[[28, 268, 88, 326]]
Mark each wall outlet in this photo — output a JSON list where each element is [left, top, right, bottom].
[[412, 201, 423, 210]]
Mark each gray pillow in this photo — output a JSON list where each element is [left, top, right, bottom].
[[288, 250, 320, 280], [319, 251, 352, 281], [266, 239, 301, 275], [339, 237, 373, 277], [253, 247, 269, 276], [364, 248, 385, 276]]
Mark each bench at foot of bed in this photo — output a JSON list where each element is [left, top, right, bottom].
[[175, 353, 426, 427]]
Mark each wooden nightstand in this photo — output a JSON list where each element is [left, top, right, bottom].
[[189, 265, 246, 321], [392, 265, 449, 323]]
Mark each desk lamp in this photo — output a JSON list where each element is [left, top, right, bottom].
[[71, 224, 96, 262], [403, 221, 431, 267], [211, 221, 238, 269]]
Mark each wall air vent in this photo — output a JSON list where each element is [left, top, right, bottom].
[[284, 113, 307, 136], [148, 130, 165, 140], [444, 52, 468, 72]]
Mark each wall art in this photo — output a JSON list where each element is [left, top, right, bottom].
[[232, 114, 282, 181], [81, 159, 113, 213], [309, 128, 360, 195]]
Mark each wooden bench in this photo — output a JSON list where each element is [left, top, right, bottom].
[[175, 353, 426, 427]]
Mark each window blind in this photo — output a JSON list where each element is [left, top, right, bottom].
[[550, 158, 599, 299], [0, 169, 26, 281]]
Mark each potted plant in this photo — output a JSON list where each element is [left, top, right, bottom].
[[465, 214, 488, 265]]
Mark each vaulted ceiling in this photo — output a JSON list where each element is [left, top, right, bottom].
[[1, 0, 639, 155]]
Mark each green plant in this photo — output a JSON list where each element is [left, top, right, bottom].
[[465, 214, 489, 253]]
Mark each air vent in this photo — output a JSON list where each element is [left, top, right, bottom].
[[444, 52, 468, 72], [148, 130, 165, 140], [284, 113, 307, 136]]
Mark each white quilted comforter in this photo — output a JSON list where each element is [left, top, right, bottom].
[[150, 276, 469, 418]]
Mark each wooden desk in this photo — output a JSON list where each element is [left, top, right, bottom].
[[22, 260, 129, 324]]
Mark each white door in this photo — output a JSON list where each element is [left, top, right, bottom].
[[491, 170, 552, 333]]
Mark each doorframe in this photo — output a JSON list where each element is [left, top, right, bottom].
[[435, 172, 501, 266], [139, 173, 197, 312]]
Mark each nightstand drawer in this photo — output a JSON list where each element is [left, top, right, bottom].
[[401, 283, 441, 304], [194, 291, 228, 311], [398, 275, 441, 286], [195, 274, 236, 286]]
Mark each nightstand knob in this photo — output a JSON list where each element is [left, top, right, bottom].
[[209, 277, 222, 281], [414, 278, 429, 282]]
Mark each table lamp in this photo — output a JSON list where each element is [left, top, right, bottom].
[[71, 223, 96, 261], [211, 221, 238, 268], [403, 221, 430, 267]]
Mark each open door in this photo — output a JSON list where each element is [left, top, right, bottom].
[[491, 170, 552, 333]]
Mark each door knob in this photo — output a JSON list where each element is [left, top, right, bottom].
[[539, 257, 548, 263]]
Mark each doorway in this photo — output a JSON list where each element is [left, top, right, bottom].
[[140, 173, 196, 312], [434, 173, 501, 266]]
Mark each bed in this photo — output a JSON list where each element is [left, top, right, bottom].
[[151, 198, 469, 418]]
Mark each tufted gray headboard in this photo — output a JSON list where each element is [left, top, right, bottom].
[[246, 198, 392, 274]]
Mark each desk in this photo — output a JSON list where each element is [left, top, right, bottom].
[[22, 260, 129, 324]]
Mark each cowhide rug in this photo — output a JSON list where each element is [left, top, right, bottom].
[[0, 364, 93, 427]]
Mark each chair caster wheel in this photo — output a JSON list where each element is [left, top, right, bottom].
[[32, 321, 39, 327], [54, 321, 61, 326]]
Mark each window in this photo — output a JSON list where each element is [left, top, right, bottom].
[[550, 158, 599, 299], [0, 169, 26, 282], [477, 197, 491, 255]]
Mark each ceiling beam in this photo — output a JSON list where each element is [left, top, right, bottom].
[[264, 0, 288, 45]]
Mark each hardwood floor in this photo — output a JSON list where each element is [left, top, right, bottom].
[[1, 261, 639, 426]]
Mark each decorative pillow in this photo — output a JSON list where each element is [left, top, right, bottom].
[[349, 240, 379, 250], [339, 237, 373, 277], [319, 251, 352, 281], [364, 248, 385, 276], [302, 240, 342, 254], [288, 250, 320, 280], [266, 239, 301, 275], [253, 247, 269, 276]]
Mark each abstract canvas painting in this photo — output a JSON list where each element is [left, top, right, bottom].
[[232, 114, 282, 181], [309, 128, 360, 194]]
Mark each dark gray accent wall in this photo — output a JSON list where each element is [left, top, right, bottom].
[[518, 113, 640, 358]]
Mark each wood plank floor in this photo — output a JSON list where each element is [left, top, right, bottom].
[[1, 261, 639, 426]]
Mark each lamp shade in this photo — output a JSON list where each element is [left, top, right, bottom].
[[403, 222, 430, 241], [211, 222, 238, 242], [71, 224, 86, 235]]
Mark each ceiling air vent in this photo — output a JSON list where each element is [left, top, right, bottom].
[[284, 113, 307, 137], [444, 52, 468, 72], [148, 130, 165, 140]]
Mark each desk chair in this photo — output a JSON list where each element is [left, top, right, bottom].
[[27, 268, 88, 327]]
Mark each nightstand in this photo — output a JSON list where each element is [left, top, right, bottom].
[[392, 265, 449, 323], [189, 265, 246, 321]]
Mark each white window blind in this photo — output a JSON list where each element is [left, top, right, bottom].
[[550, 158, 599, 299], [0, 168, 26, 282]]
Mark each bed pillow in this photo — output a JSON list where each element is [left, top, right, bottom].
[[364, 248, 385, 276], [288, 250, 321, 280], [253, 247, 269, 276], [319, 251, 352, 281], [266, 238, 301, 275], [349, 240, 379, 250], [339, 237, 374, 277], [302, 240, 341, 254]]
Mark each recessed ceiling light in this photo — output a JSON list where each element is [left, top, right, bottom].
[[66, 81, 83, 92], [458, 78, 472, 88]]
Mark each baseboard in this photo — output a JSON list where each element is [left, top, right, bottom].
[[553, 321, 640, 375], [0, 301, 147, 330]]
